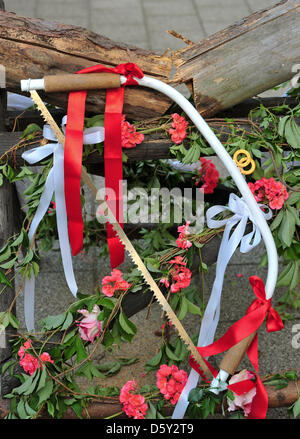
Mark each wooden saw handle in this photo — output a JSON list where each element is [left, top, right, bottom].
[[44, 73, 121, 92], [219, 332, 256, 375]]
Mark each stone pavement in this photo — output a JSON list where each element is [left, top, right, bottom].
[[4, 0, 299, 419]]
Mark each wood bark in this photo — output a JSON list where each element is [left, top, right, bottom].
[[0, 11, 172, 120], [172, 0, 300, 116]]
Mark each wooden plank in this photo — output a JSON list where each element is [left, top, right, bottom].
[[0, 119, 263, 165], [0, 11, 172, 120], [172, 0, 300, 116], [5, 97, 298, 132]]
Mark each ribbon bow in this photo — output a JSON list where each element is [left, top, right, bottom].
[[22, 117, 105, 331], [247, 276, 284, 333], [64, 62, 144, 270], [172, 193, 272, 419], [187, 276, 283, 419]]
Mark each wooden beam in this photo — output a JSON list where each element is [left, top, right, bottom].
[[0, 11, 172, 120], [172, 0, 300, 116], [0, 377, 299, 418]]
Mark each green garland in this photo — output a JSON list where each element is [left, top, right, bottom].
[[0, 88, 299, 419]]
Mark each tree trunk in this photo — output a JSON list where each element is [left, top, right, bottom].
[[0, 11, 172, 120], [172, 0, 300, 116]]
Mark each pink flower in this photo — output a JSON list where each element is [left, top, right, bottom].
[[169, 113, 189, 144], [19, 353, 39, 376], [77, 304, 102, 343], [39, 352, 54, 364], [18, 340, 54, 376], [121, 115, 144, 149], [162, 256, 192, 294], [119, 380, 148, 419], [236, 273, 243, 278], [169, 256, 187, 266], [227, 369, 257, 417], [101, 269, 131, 297], [176, 221, 192, 249], [248, 177, 289, 210], [160, 277, 170, 288], [156, 364, 188, 405], [194, 157, 219, 194]]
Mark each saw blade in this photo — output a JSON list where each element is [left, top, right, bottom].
[[30, 90, 211, 379]]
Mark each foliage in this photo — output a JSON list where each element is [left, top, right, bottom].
[[0, 87, 299, 419]]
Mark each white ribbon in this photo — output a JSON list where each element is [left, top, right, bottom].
[[22, 117, 105, 331], [172, 192, 272, 419]]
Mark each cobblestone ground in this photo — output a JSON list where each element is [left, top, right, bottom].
[[4, 0, 298, 419]]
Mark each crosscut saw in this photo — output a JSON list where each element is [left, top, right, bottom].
[[29, 89, 212, 380], [22, 70, 278, 394]]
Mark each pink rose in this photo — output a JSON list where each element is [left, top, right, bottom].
[[77, 304, 102, 343], [227, 369, 256, 417]]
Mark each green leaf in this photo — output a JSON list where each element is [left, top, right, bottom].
[[70, 401, 83, 419], [186, 298, 202, 316], [75, 335, 87, 363], [284, 118, 300, 149], [0, 257, 17, 269], [24, 401, 37, 417], [146, 349, 163, 368], [270, 209, 283, 231], [8, 312, 19, 329], [277, 262, 294, 287], [22, 248, 34, 264], [188, 388, 204, 403], [278, 115, 289, 137], [0, 245, 11, 263], [278, 209, 296, 248], [119, 312, 136, 336], [36, 367, 47, 392], [37, 378, 54, 405], [11, 230, 24, 247], [17, 399, 30, 419], [177, 296, 188, 320], [0, 271, 13, 288], [165, 344, 180, 361], [47, 400, 55, 417], [285, 371, 298, 381], [61, 312, 73, 331], [21, 123, 41, 139], [287, 191, 300, 206], [14, 373, 36, 395], [145, 401, 157, 419], [23, 370, 41, 396], [292, 397, 300, 418], [41, 313, 67, 330]]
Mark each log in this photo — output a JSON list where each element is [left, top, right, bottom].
[[1, 110, 296, 167], [172, 0, 300, 116], [0, 11, 172, 120], [0, 378, 299, 418], [0, 2, 299, 121]]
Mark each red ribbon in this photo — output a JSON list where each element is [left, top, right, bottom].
[[64, 63, 143, 268], [189, 276, 284, 419]]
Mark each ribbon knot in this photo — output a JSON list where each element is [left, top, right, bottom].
[[116, 62, 144, 85], [247, 276, 284, 333]]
